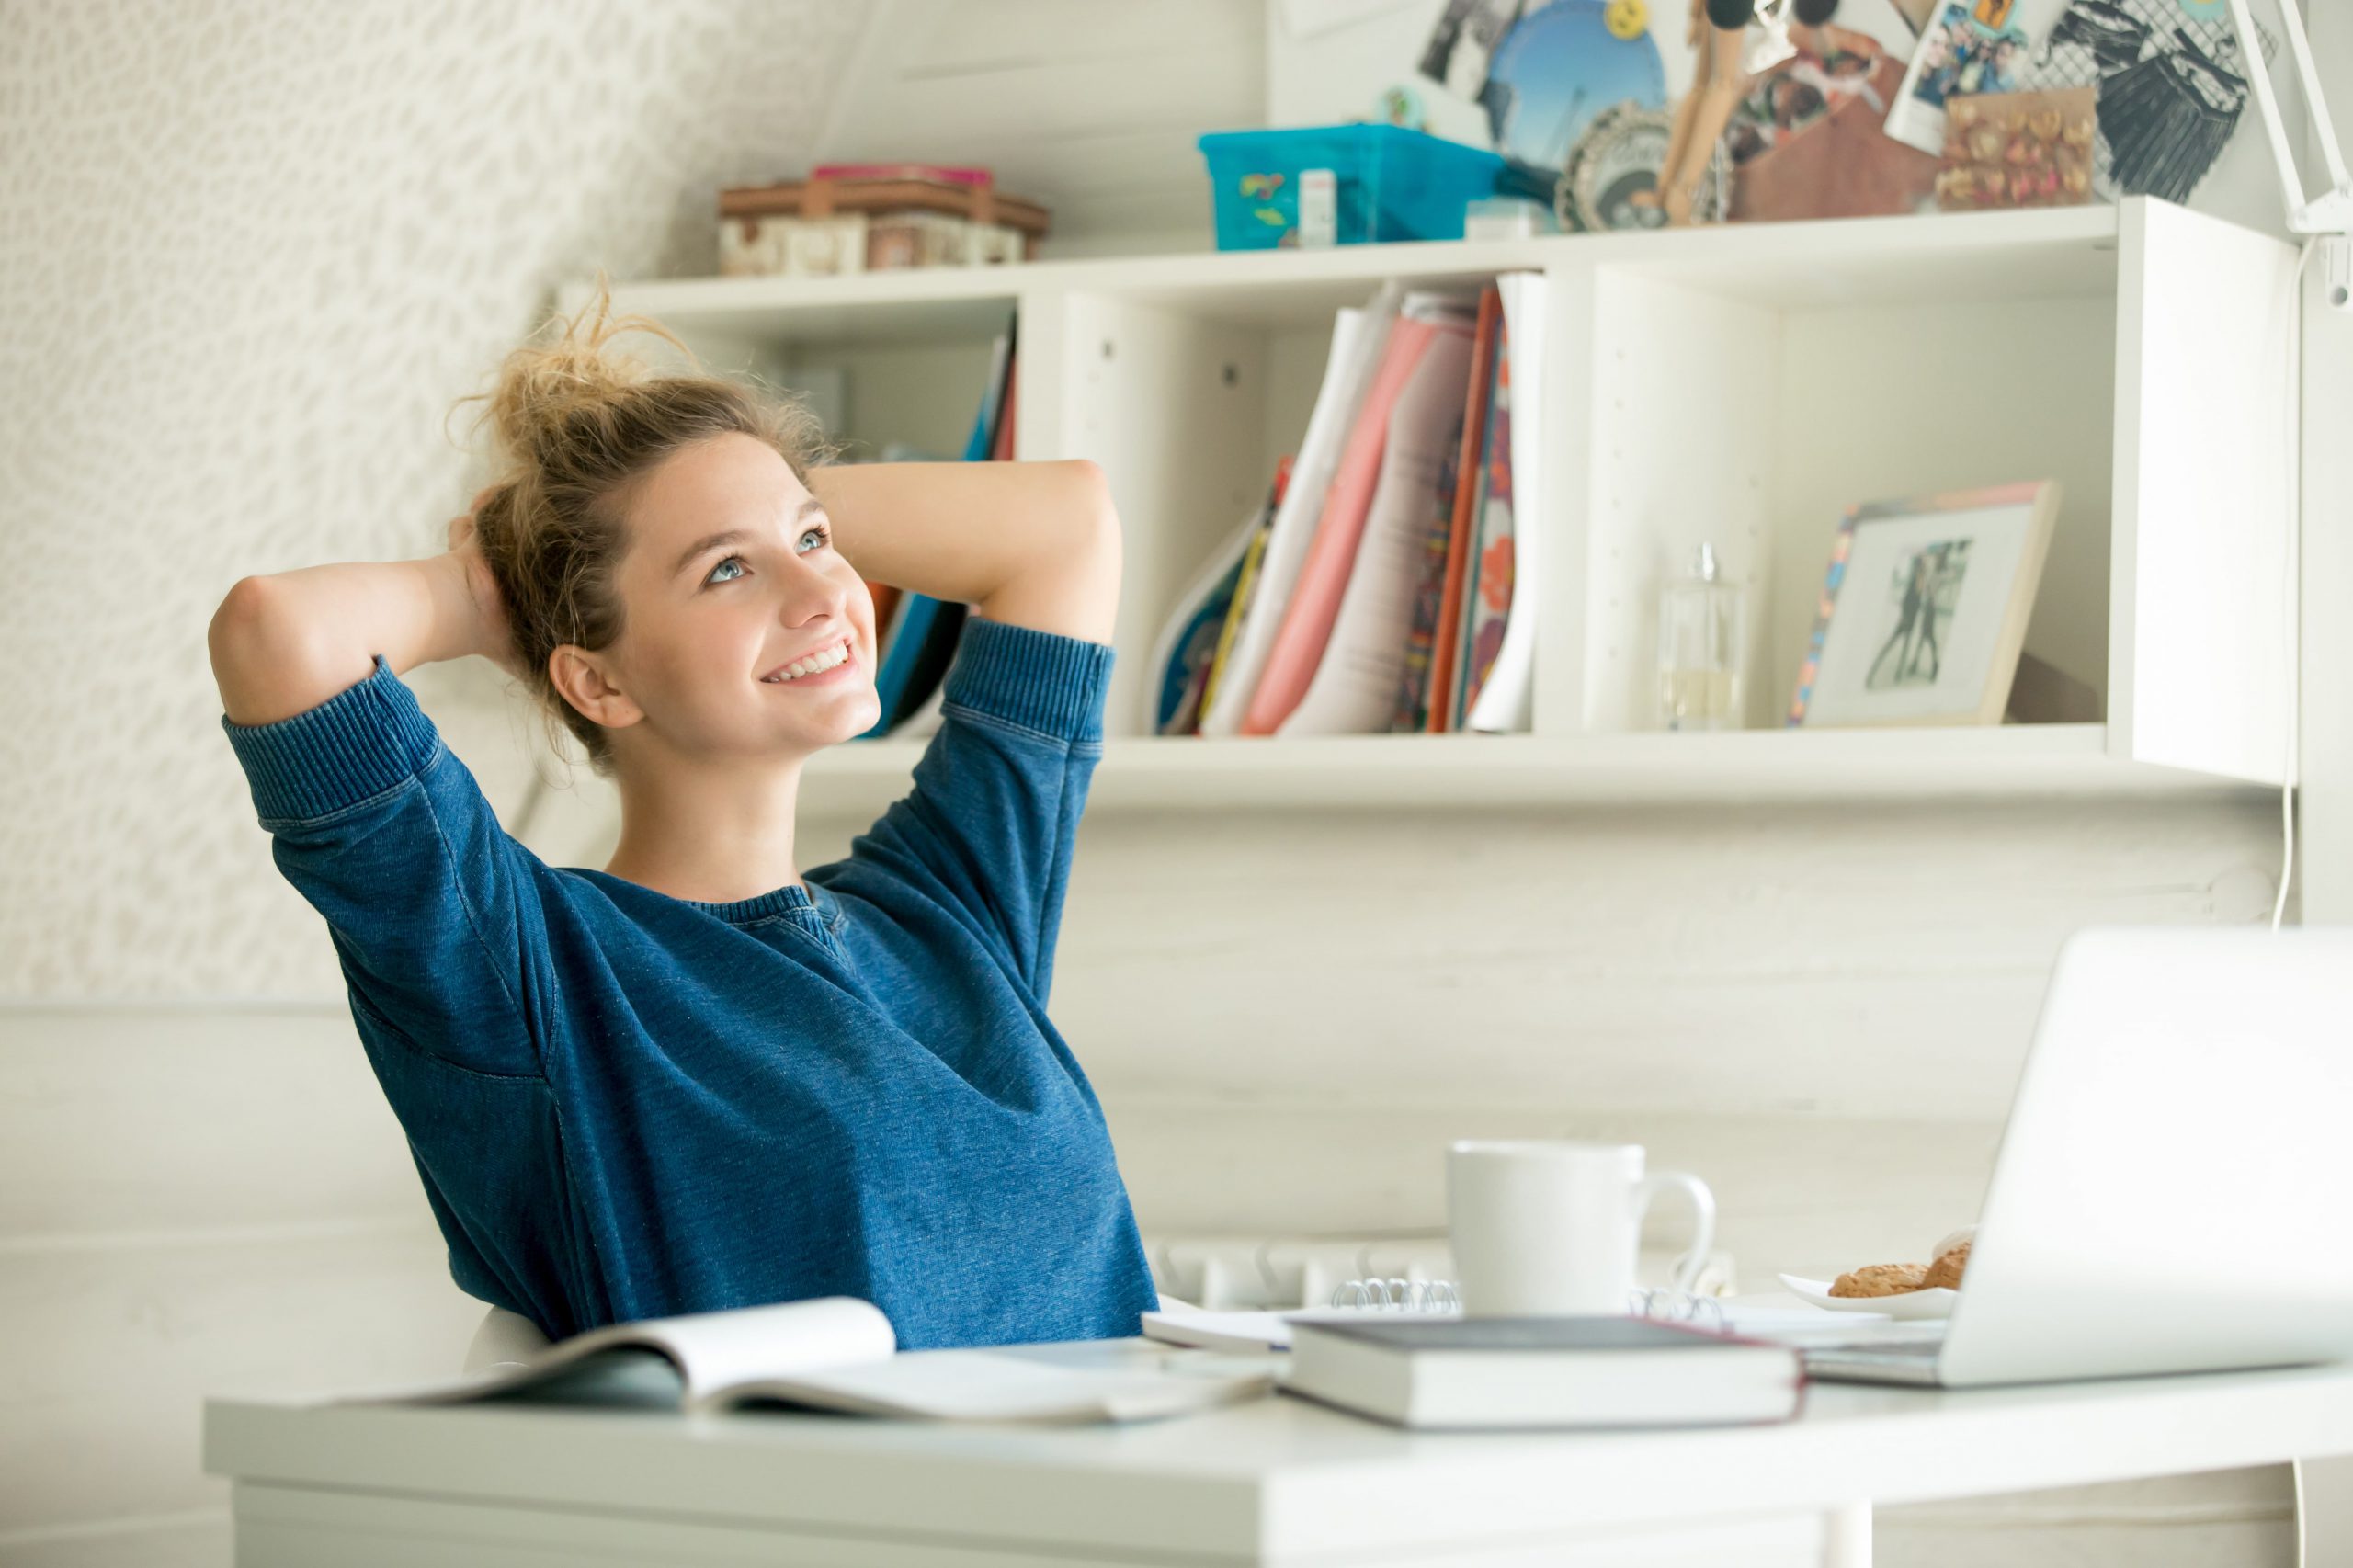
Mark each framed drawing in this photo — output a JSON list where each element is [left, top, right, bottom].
[[1788, 480, 2063, 727]]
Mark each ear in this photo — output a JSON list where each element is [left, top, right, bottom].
[[549, 645, 645, 732]]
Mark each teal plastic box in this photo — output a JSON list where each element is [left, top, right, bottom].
[[1198, 124, 1506, 249]]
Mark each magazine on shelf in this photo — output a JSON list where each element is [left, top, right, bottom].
[[1278, 294, 1477, 734], [1461, 273, 1547, 734], [1150, 502, 1264, 735], [1414, 284, 1502, 733], [1448, 301, 1513, 730], [324, 1297, 1273, 1426], [1242, 297, 1455, 735], [1198, 458, 1290, 727], [1387, 440, 1461, 735], [1199, 284, 1402, 737]]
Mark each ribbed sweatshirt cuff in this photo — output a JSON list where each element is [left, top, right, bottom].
[[221, 655, 441, 825], [942, 615, 1115, 744]]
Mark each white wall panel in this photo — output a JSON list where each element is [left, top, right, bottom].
[[1032, 794, 2290, 1121], [813, 0, 1264, 251], [0, 1006, 422, 1238], [2111, 199, 2302, 782], [0, 1225, 480, 1551]]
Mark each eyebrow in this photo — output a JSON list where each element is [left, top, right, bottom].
[[671, 497, 828, 580]]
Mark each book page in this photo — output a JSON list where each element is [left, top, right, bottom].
[[644, 1296, 898, 1403], [335, 1296, 895, 1409], [1278, 318, 1474, 734]]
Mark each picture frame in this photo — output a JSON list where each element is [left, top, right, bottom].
[[1788, 480, 2063, 728]]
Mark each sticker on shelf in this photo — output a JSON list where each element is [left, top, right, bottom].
[[1298, 168, 1337, 248]]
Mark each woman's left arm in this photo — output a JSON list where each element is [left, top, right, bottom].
[[805, 459, 1122, 644]]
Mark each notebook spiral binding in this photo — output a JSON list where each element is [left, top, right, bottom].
[[1327, 1278, 1727, 1332]]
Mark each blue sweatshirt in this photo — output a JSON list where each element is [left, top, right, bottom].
[[222, 615, 1157, 1349]]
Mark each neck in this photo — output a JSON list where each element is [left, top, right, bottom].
[[601, 744, 809, 906]]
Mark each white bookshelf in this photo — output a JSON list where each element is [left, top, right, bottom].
[[559, 198, 2298, 812]]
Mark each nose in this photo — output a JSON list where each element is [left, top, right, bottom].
[[777, 553, 847, 629]]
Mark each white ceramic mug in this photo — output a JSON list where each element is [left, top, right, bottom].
[[1447, 1140, 1717, 1316]]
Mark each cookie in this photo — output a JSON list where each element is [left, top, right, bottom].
[[1922, 1241, 1971, 1290], [1829, 1262, 1929, 1298]]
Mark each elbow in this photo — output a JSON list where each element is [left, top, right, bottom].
[[209, 575, 324, 722], [976, 460, 1122, 642], [209, 575, 285, 675], [1062, 459, 1122, 572]]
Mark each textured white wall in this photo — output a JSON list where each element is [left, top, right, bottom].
[[0, 0, 868, 1000]]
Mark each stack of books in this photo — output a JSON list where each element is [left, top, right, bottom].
[[1150, 273, 1549, 739], [1283, 1316, 1806, 1430]]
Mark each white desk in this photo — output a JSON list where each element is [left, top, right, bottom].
[[204, 1353, 2353, 1567]]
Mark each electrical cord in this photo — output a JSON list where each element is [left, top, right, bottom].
[[2275, 236, 2319, 931]]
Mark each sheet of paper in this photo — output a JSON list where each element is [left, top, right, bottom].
[[1143, 1303, 1462, 1353], [1201, 286, 1401, 735], [726, 1338, 1277, 1424]]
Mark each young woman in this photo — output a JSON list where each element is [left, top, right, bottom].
[[208, 288, 1158, 1349]]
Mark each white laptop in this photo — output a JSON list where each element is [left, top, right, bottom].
[[1804, 926, 2353, 1389]]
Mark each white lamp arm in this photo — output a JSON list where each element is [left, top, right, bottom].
[[2227, 0, 2353, 233], [2228, 0, 2353, 304]]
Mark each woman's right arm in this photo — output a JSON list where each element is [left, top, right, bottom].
[[210, 491, 547, 1080], [209, 489, 517, 722]]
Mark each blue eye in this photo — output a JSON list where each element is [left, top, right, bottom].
[[797, 525, 830, 554], [706, 555, 746, 585]]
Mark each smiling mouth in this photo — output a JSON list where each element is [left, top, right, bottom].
[[760, 638, 854, 684]]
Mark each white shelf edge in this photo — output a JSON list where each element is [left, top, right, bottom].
[[797, 723, 2268, 813], [568, 204, 2128, 327]]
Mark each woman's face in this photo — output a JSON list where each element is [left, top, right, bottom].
[[590, 432, 881, 765]]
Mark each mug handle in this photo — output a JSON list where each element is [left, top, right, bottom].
[[1640, 1170, 1718, 1294]]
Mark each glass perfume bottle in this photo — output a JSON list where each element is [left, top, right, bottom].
[[1657, 542, 1745, 732]]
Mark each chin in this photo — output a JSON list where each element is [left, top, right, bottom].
[[804, 691, 884, 751]]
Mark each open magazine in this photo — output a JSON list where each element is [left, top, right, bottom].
[[324, 1297, 1273, 1426]]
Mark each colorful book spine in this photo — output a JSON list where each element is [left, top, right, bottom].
[[1386, 415, 1465, 733], [867, 583, 903, 641]]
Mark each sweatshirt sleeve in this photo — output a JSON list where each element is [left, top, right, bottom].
[[841, 615, 1112, 1004], [222, 657, 544, 1078]]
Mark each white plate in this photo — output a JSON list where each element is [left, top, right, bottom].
[[1778, 1273, 1958, 1321]]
